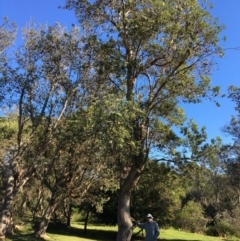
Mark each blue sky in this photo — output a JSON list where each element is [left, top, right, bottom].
[[1, 0, 240, 144]]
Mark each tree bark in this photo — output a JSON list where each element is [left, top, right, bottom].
[[0, 171, 14, 240], [116, 188, 133, 241], [116, 162, 142, 241], [83, 210, 90, 235], [66, 204, 72, 227], [0, 164, 34, 240], [34, 197, 58, 237]]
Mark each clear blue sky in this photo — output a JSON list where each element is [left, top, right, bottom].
[[1, 0, 240, 144]]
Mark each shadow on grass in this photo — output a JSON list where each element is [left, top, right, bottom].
[[47, 225, 117, 241], [46, 226, 236, 241], [6, 229, 45, 241]]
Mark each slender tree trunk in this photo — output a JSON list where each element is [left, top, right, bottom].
[[66, 204, 72, 227], [34, 197, 58, 237], [83, 210, 90, 235], [32, 189, 44, 223]]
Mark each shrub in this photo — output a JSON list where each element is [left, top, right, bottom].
[[210, 209, 240, 238], [175, 201, 208, 233], [214, 220, 236, 237]]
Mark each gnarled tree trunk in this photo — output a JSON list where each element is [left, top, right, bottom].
[[116, 163, 141, 241], [34, 196, 58, 237], [0, 162, 34, 240], [0, 172, 14, 240]]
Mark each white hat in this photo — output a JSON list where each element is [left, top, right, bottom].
[[146, 213, 153, 218]]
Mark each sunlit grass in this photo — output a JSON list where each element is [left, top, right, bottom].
[[4, 222, 239, 241], [160, 228, 226, 240]]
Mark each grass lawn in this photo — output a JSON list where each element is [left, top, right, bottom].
[[5, 223, 239, 241]]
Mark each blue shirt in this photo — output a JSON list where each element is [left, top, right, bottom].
[[135, 220, 160, 241]]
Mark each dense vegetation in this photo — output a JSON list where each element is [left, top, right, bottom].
[[0, 0, 240, 240]]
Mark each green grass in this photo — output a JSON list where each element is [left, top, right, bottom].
[[4, 223, 239, 241]]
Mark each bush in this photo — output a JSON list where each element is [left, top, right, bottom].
[[214, 220, 236, 237], [175, 201, 208, 233], [71, 209, 85, 223], [206, 225, 219, 237], [210, 209, 240, 238]]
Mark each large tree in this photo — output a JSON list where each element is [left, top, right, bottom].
[[64, 0, 224, 240]]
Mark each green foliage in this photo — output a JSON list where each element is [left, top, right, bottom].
[[70, 209, 85, 223], [0, 116, 17, 141], [176, 201, 208, 233], [64, 0, 225, 154], [131, 162, 185, 225], [0, 17, 16, 89], [91, 190, 118, 225], [214, 220, 236, 238], [223, 86, 240, 145]]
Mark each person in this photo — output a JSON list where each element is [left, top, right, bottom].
[[131, 213, 160, 241]]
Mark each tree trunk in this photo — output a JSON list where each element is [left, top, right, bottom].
[[0, 162, 34, 240], [34, 217, 50, 238], [34, 197, 58, 237], [32, 189, 44, 223], [0, 171, 14, 240], [66, 204, 72, 227], [83, 210, 90, 235], [116, 188, 133, 241], [116, 161, 142, 241]]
